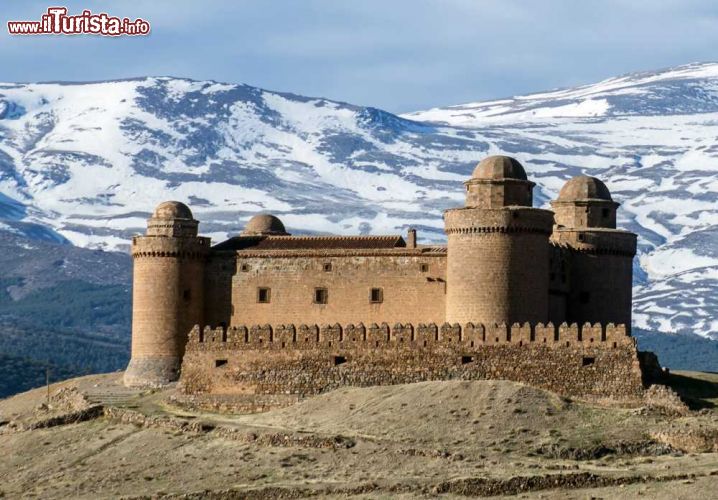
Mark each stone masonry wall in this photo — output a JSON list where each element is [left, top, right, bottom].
[[205, 254, 447, 327], [180, 322, 646, 401]]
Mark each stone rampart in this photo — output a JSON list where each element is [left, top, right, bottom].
[[180, 321, 646, 402]]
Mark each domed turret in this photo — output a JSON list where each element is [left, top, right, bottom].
[[552, 176, 618, 229], [472, 155, 528, 181], [152, 201, 194, 220], [444, 154, 553, 325], [146, 200, 199, 237], [558, 176, 612, 203], [124, 201, 209, 387], [464, 155, 534, 208], [549, 175, 636, 328], [242, 214, 289, 236]]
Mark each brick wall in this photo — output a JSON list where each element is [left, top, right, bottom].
[[124, 236, 208, 386], [180, 321, 646, 401], [444, 207, 554, 325], [551, 229, 636, 327], [204, 253, 447, 327]]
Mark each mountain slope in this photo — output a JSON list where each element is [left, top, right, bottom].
[[0, 64, 717, 344]]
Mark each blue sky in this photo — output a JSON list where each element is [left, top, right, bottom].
[[2, 1, 717, 112]]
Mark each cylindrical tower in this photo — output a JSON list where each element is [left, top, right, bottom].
[[444, 156, 554, 325], [123, 201, 210, 387], [550, 176, 637, 327]]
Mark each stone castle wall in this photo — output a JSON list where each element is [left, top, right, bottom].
[[180, 321, 646, 402], [204, 253, 447, 327]]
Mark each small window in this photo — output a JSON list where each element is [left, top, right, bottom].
[[257, 287, 271, 303], [582, 356, 595, 367], [333, 355, 347, 366], [602, 208, 609, 218], [370, 288, 383, 303], [183, 289, 191, 301], [240, 263, 250, 272], [420, 263, 429, 273], [314, 288, 328, 304], [579, 291, 590, 304], [461, 355, 474, 364], [323, 262, 332, 272], [215, 359, 228, 368], [578, 234, 585, 242]]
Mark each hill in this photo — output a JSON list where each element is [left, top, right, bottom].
[[0, 374, 717, 498]]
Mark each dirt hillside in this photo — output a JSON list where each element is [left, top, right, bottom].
[[0, 371, 716, 498]]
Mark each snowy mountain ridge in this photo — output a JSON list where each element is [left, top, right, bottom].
[[1, 63, 718, 340]]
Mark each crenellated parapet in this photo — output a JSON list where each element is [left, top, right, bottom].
[[186, 321, 634, 351], [181, 319, 647, 402]]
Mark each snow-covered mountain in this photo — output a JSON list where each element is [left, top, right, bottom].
[[1, 63, 718, 340]]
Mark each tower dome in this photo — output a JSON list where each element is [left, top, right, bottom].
[[558, 176, 612, 202], [464, 155, 534, 208], [552, 176, 619, 231], [152, 201, 194, 220], [146, 201, 198, 237], [242, 214, 288, 236], [472, 155, 528, 181]]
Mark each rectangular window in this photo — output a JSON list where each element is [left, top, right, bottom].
[[257, 287, 271, 303], [215, 359, 228, 368], [582, 356, 595, 367], [602, 208, 609, 218], [420, 263, 429, 272], [240, 263, 250, 272], [314, 288, 328, 304], [370, 288, 383, 303], [323, 262, 332, 272]]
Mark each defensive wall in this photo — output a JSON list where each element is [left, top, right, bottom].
[[180, 321, 651, 404]]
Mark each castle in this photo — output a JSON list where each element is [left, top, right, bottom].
[[124, 155, 658, 402]]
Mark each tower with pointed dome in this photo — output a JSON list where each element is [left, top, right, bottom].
[[124, 201, 210, 387], [444, 155, 554, 325]]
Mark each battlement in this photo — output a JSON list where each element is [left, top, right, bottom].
[[181, 319, 646, 402], [186, 321, 634, 351]]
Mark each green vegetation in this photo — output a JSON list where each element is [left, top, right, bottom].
[[0, 278, 130, 333], [0, 278, 130, 398], [0, 353, 85, 399], [635, 329, 717, 372]]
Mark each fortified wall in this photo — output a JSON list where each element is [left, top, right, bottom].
[[180, 321, 651, 402]]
